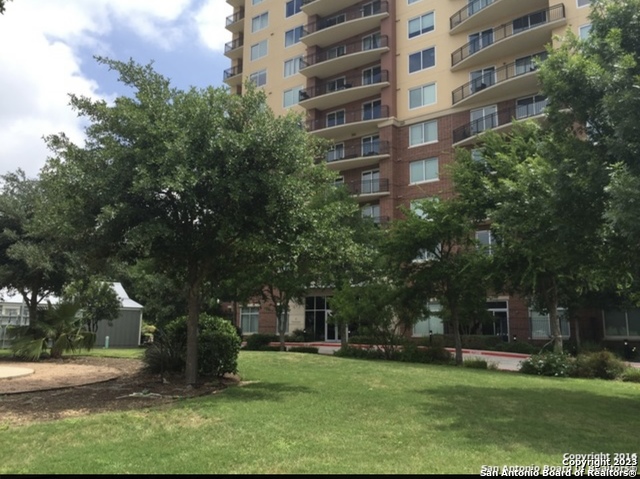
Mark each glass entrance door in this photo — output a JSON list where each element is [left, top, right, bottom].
[[325, 310, 342, 342]]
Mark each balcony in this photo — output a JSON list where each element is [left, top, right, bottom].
[[451, 4, 565, 71], [224, 37, 244, 60], [302, 1, 389, 48], [300, 35, 389, 79], [299, 70, 389, 110], [452, 100, 547, 146], [306, 105, 389, 139], [451, 54, 546, 108], [226, 0, 243, 7], [325, 140, 390, 171], [345, 178, 390, 203], [223, 65, 243, 87], [225, 10, 244, 34], [450, 0, 547, 34], [302, 0, 362, 18]]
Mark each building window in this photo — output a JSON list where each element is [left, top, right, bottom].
[[362, 99, 382, 120], [362, 1, 382, 17], [326, 110, 345, 127], [361, 204, 381, 223], [327, 143, 345, 162], [249, 70, 267, 87], [413, 303, 444, 336], [470, 105, 497, 135], [326, 77, 347, 92], [512, 10, 547, 34], [409, 83, 436, 109], [362, 135, 380, 156], [285, 26, 303, 47], [241, 306, 259, 334], [334, 176, 344, 186], [283, 86, 303, 108], [252, 0, 263, 4], [515, 52, 547, 75], [362, 65, 381, 85], [250, 40, 268, 61], [469, 29, 493, 54], [410, 197, 438, 220], [409, 47, 435, 73], [286, 0, 302, 17], [361, 169, 380, 194], [516, 94, 547, 119], [251, 12, 268, 33], [409, 120, 438, 146], [577, 0, 591, 6], [410, 158, 438, 184], [475, 230, 495, 255], [471, 148, 484, 162], [604, 310, 640, 337], [327, 45, 346, 59], [530, 309, 570, 340], [579, 24, 592, 39], [284, 56, 303, 77], [408, 0, 421, 4], [362, 32, 381, 51], [470, 67, 495, 93], [408, 12, 434, 38]]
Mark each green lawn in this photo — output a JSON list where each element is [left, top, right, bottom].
[[1, 352, 638, 474], [0, 347, 144, 359]]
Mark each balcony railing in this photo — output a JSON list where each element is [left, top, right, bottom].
[[450, 0, 497, 30], [301, 35, 388, 69], [451, 53, 547, 105], [299, 70, 389, 102], [223, 65, 243, 80], [225, 10, 244, 27], [452, 101, 547, 144], [224, 37, 244, 54], [303, 1, 388, 36], [451, 4, 565, 67], [345, 178, 390, 196], [326, 140, 390, 162], [307, 105, 389, 132]]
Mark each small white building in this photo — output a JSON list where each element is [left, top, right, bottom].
[[0, 282, 143, 349]]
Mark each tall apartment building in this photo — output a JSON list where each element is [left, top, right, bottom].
[[223, 0, 597, 343]]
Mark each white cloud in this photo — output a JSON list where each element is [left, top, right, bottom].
[[194, 0, 233, 52], [0, 0, 229, 178]]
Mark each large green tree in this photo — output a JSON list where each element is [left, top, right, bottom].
[[43, 58, 327, 384], [453, 123, 608, 353], [384, 197, 492, 365], [0, 170, 71, 323]]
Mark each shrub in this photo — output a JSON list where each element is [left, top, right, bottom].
[[519, 352, 575, 377], [463, 359, 489, 369], [621, 367, 640, 383], [572, 351, 625, 380], [285, 329, 307, 342], [334, 346, 385, 360], [399, 344, 452, 365], [143, 314, 241, 377], [492, 341, 538, 354], [288, 346, 319, 354], [244, 334, 278, 351]]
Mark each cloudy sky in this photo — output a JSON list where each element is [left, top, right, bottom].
[[0, 0, 233, 178]]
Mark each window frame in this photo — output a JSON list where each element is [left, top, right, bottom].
[[409, 157, 439, 184], [250, 40, 268, 61], [409, 82, 437, 110], [409, 46, 436, 73], [285, 26, 304, 47], [408, 11, 435, 39], [251, 12, 269, 33], [409, 120, 438, 147], [240, 306, 260, 334]]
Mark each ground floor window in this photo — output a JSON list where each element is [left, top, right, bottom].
[[530, 309, 570, 339], [413, 302, 444, 336], [240, 306, 260, 334], [603, 310, 640, 338]]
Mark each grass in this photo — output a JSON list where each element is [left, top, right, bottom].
[[1, 352, 639, 474], [0, 347, 144, 359]]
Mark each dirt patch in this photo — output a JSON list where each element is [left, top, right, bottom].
[[0, 357, 236, 427]]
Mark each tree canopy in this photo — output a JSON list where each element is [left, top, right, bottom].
[[43, 58, 330, 384]]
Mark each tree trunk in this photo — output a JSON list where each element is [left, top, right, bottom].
[[573, 316, 581, 353], [549, 285, 563, 354], [340, 322, 348, 348], [452, 311, 463, 366], [277, 303, 288, 352], [185, 276, 202, 386]]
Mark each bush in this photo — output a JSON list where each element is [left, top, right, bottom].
[[492, 341, 538, 354], [463, 359, 489, 369], [143, 314, 241, 378], [621, 367, 640, 383], [572, 351, 625, 380], [244, 334, 278, 351], [519, 352, 575, 377], [334, 346, 385, 360], [288, 346, 319, 354], [285, 329, 307, 342], [400, 344, 452, 365]]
